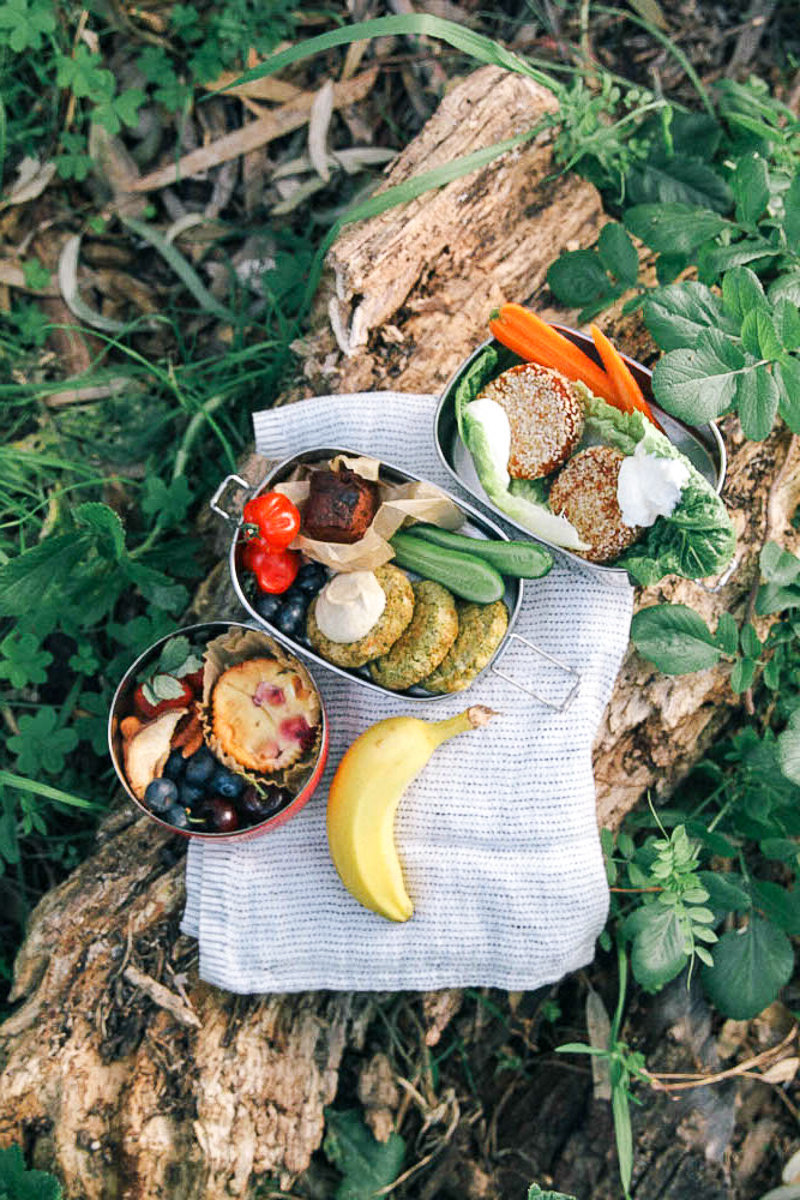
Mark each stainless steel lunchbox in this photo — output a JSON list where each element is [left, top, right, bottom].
[[211, 449, 580, 710], [434, 327, 727, 587]]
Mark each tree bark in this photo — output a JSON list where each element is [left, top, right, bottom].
[[1, 65, 798, 1199]]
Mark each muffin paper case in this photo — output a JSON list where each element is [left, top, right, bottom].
[[181, 392, 634, 993]]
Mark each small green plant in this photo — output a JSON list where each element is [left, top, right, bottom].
[[0, 1143, 62, 1199]]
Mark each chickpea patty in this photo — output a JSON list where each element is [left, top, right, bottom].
[[477, 363, 584, 479], [421, 600, 509, 694], [369, 580, 459, 692], [306, 564, 414, 668], [548, 445, 641, 563]]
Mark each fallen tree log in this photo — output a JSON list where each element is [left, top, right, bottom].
[[1, 64, 798, 1200]]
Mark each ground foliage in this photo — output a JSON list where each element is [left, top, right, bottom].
[[2, 0, 800, 1197]]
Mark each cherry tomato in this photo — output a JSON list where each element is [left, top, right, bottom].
[[243, 492, 301, 550], [241, 538, 300, 594]]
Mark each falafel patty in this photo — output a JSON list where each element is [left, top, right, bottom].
[[306, 563, 414, 668], [421, 599, 509, 694], [476, 363, 584, 479], [369, 580, 459, 692], [548, 445, 641, 564]]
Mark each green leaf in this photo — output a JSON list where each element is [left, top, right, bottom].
[[740, 309, 782, 360], [0, 1143, 62, 1200], [0, 630, 52, 688], [623, 203, 732, 256], [698, 237, 781, 283], [91, 87, 145, 135], [0, 534, 90, 619], [751, 880, 800, 935], [652, 329, 745, 424], [643, 281, 735, 352], [777, 707, 800, 785], [736, 364, 779, 441], [697, 870, 751, 914], [7, 709, 79, 776], [731, 153, 770, 225], [714, 611, 739, 655], [776, 356, 800, 433], [655, 253, 691, 285], [323, 1109, 405, 1200], [22, 258, 51, 289], [55, 45, 114, 100], [772, 300, 800, 352], [702, 916, 794, 1019], [631, 604, 721, 674], [626, 155, 732, 212], [0, 0, 55, 52], [74, 501, 126, 559], [768, 269, 800, 307], [782, 171, 800, 248], [721, 266, 767, 323], [597, 223, 639, 286], [611, 1084, 633, 1197], [141, 475, 193, 525], [730, 656, 757, 693], [740, 621, 762, 657], [546, 250, 612, 309], [124, 561, 188, 612], [624, 903, 688, 991], [56, 131, 92, 181]]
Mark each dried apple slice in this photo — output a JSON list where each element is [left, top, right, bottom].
[[123, 708, 189, 800]]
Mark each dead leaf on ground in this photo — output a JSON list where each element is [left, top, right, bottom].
[[1, 158, 57, 210]]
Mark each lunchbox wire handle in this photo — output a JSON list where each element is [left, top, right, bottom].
[[490, 632, 581, 711], [209, 473, 256, 523]]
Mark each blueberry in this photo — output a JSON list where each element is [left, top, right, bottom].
[[184, 747, 216, 785], [144, 777, 178, 814], [253, 592, 281, 622], [275, 596, 307, 637], [165, 803, 190, 829], [179, 780, 207, 809], [162, 749, 186, 782], [295, 562, 327, 593], [209, 767, 244, 799]]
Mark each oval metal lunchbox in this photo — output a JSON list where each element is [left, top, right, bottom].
[[108, 621, 329, 841], [434, 327, 727, 585], [211, 449, 578, 710]]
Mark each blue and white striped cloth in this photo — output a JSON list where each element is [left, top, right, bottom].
[[181, 392, 632, 993]]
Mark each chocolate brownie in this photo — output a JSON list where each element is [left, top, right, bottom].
[[302, 467, 379, 544]]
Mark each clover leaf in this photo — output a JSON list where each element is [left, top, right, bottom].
[[8, 709, 79, 776]]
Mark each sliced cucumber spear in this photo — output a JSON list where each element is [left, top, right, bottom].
[[407, 524, 553, 579], [389, 531, 504, 603]]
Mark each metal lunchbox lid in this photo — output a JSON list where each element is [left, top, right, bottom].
[[433, 328, 727, 587], [211, 449, 580, 711]]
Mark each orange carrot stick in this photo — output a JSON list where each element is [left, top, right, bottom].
[[589, 324, 664, 431], [489, 303, 618, 406]]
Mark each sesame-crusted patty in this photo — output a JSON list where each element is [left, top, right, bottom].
[[306, 564, 414, 668], [476, 363, 584, 479], [369, 580, 459, 692], [421, 600, 509, 694], [548, 445, 641, 563]]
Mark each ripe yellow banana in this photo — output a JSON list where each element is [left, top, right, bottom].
[[327, 705, 495, 922]]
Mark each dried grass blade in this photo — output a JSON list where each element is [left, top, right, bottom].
[[308, 79, 334, 181], [121, 216, 237, 323], [58, 234, 128, 333], [131, 69, 378, 193]]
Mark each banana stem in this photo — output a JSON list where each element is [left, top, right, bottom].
[[429, 705, 496, 747]]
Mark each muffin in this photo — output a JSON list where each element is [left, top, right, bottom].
[[212, 656, 321, 773]]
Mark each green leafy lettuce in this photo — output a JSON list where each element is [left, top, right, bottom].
[[454, 345, 735, 584]]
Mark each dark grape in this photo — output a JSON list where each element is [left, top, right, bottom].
[[162, 749, 186, 782], [295, 562, 327, 593], [165, 803, 190, 829], [144, 777, 178, 814], [240, 785, 289, 823], [209, 767, 244, 799], [204, 796, 239, 833], [184, 747, 216, 785], [253, 592, 281, 621]]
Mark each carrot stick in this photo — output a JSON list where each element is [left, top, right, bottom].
[[589, 324, 664, 431], [489, 303, 618, 406]]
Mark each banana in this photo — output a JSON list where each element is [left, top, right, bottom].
[[327, 705, 495, 921]]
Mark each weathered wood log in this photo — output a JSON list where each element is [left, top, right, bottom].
[[1, 64, 798, 1199]]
